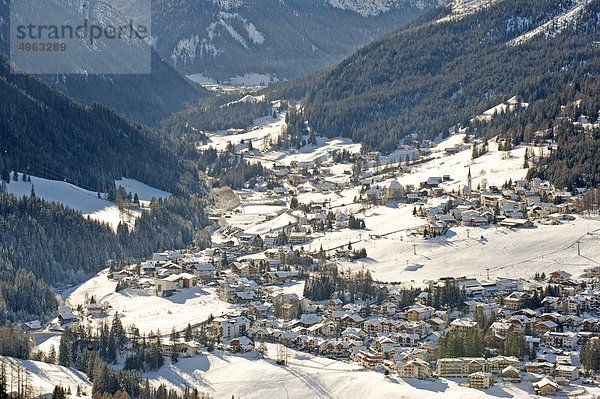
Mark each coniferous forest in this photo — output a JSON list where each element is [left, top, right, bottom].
[[279, 0, 600, 155]]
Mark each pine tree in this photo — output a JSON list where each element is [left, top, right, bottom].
[[170, 327, 179, 364], [0, 156, 9, 183], [58, 334, 72, 367], [111, 313, 127, 350], [47, 344, 57, 364], [51, 386, 66, 399], [184, 324, 193, 341]]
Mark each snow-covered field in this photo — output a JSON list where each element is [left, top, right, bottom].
[[115, 177, 172, 205], [5, 173, 171, 230], [6, 172, 122, 229], [394, 134, 529, 191], [65, 271, 234, 335], [256, 135, 362, 169], [1, 356, 91, 398], [198, 112, 286, 153], [148, 344, 598, 399], [341, 216, 600, 283]]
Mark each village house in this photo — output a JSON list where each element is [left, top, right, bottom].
[[191, 263, 216, 281], [231, 261, 259, 277], [533, 377, 559, 396], [555, 365, 579, 381], [247, 302, 272, 320], [154, 273, 197, 297], [469, 372, 494, 389], [212, 315, 250, 340], [226, 336, 254, 352], [354, 350, 385, 371], [543, 331, 578, 349], [161, 340, 200, 358], [218, 277, 258, 303], [57, 305, 77, 326], [499, 366, 521, 382], [548, 270, 573, 284], [487, 356, 520, 373], [503, 292, 528, 310], [86, 303, 108, 318], [263, 271, 300, 285], [449, 318, 478, 333], [525, 361, 555, 375], [405, 305, 435, 321], [436, 358, 486, 377], [397, 359, 432, 380]]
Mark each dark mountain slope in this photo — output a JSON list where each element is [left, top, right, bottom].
[[0, 0, 207, 125], [0, 56, 190, 194], [287, 0, 600, 152]]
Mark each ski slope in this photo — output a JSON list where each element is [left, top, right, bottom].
[[341, 217, 600, 283], [147, 344, 585, 399], [5, 173, 172, 230]]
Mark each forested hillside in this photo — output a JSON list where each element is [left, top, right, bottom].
[[0, 0, 207, 125], [49, 51, 208, 126], [288, 0, 600, 152], [0, 56, 195, 195]]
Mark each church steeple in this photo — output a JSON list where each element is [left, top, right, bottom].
[[467, 166, 472, 192]]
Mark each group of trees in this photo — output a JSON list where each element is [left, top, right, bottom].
[[471, 139, 489, 160], [278, 107, 316, 150], [303, 264, 385, 303], [438, 324, 527, 359], [479, 73, 600, 190], [581, 338, 600, 374], [195, 145, 269, 190], [427, 280, 467, 310], [40, 318, 213, 399], [162, 92, 273, 135], [577, 188, 600, 215]]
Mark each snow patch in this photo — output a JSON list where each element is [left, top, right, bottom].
[[115, 177, 172, 205], [0, 356, 91, 397], [507, 0, 593, 46], [471, 96, 529, 123]]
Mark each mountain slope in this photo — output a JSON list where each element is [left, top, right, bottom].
[[0, 55, 188, 194], [286, 0, 600, 151], [48, 50, 207, 125], [151, 0, 445, 81], [0, 0, 207, 125]]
